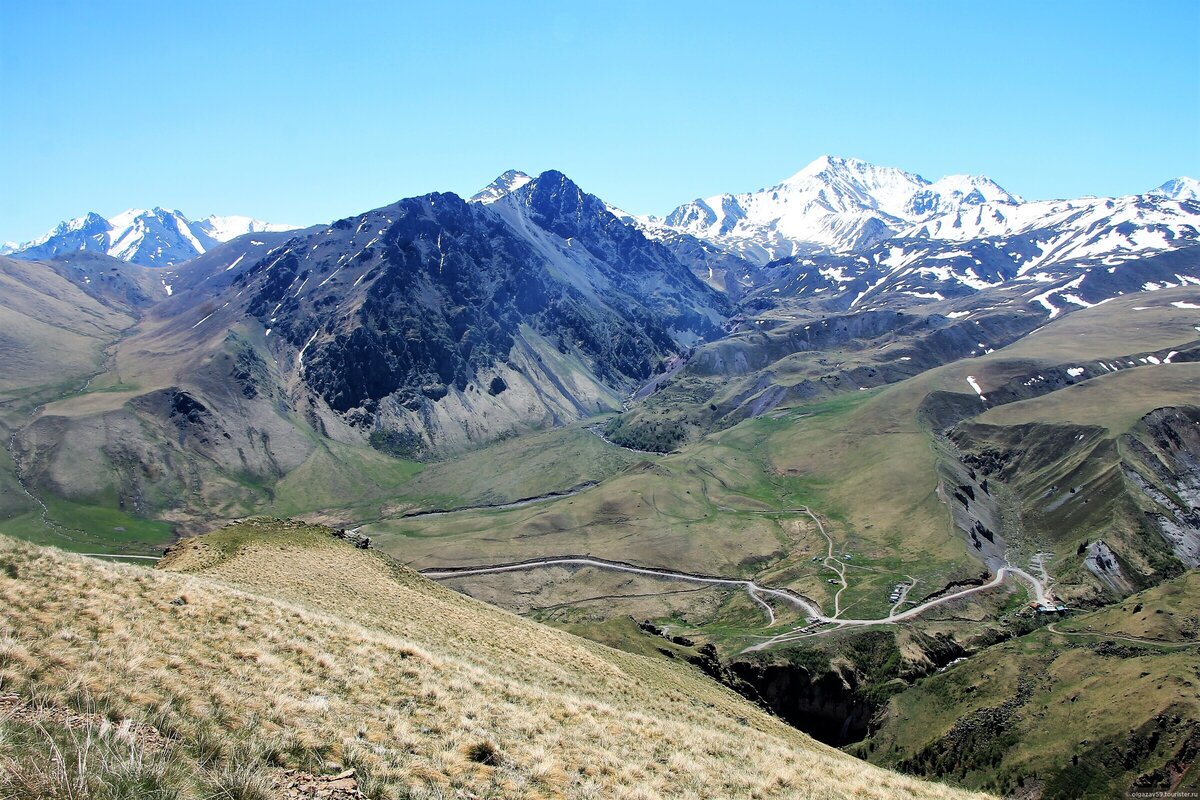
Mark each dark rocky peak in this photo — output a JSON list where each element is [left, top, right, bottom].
[[508, 170, 615, 239], [503, 171, 678, 266]]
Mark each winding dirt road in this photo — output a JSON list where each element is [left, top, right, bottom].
[[399, 482, 598, 519], [423, 550, 1049, 653], [424, 556, 824, 622], [1045, 622, 1200, 649]]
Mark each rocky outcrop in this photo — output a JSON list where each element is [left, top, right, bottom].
[[331, 528, 370, 549], [730, 658, 878, 746], [273, 768, 364, 799], [1084, 539, 1136, 594], [1123, 407, 1200, 568]]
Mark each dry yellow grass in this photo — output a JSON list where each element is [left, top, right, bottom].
[[0, 520, 988, 799]]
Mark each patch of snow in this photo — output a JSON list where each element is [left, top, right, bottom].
[[1031, 291, 1059, 319], [297, 328, 321, 371]]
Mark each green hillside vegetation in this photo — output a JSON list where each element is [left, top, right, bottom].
[[0, 520, 985, 800], [370, 290, 1200, 648], [858, 571, 1200, 798], [976, 363, 1199, 433]]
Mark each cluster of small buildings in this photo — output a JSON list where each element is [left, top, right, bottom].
[[1031, 601, 1069, 615], [888, 582, 910, 604]]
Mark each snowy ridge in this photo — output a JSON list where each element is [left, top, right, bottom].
[[648, 156, 1023, 261], [646, 156, 1199, 269], [8, 208, 297, 266]]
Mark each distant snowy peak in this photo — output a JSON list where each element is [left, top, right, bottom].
[[470, 170, 533, 204], [650, 155, 1027, 261], [778, 155, 931, 216], [193, 214, 294, 241], [916, 175, 1022, 214], [9, 208, 298, 266], [1150, 177, 1200, 202]]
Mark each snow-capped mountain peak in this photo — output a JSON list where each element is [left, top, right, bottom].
[[649, 156, 1023, 261], [780, 155, 929, 214], [7, 209, 298, 266], [470, 170, 533, 204], [1150, 177, 1200, 202]]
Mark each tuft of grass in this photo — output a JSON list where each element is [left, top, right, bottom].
[[0, 716, 185, 800], [201, 757, 273, 800]]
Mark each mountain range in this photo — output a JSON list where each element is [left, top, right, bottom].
[[1, 207, 297, 266], [7, 157, 1196, 279], [3, 157, 1196, 464]]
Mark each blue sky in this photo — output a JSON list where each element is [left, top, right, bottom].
[[2, 0, 1197, 242]]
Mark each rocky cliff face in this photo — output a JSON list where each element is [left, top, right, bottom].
[[946, 400, 1200, 602], [1123, 407, 1200, 568], [727, 630, 967, 747], [730, 658, 878, 746]]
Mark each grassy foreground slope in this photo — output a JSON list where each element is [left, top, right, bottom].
[[0, 520, 982, 800]]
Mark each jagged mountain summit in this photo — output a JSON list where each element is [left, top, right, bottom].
[[2, 207, 297, 266]]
